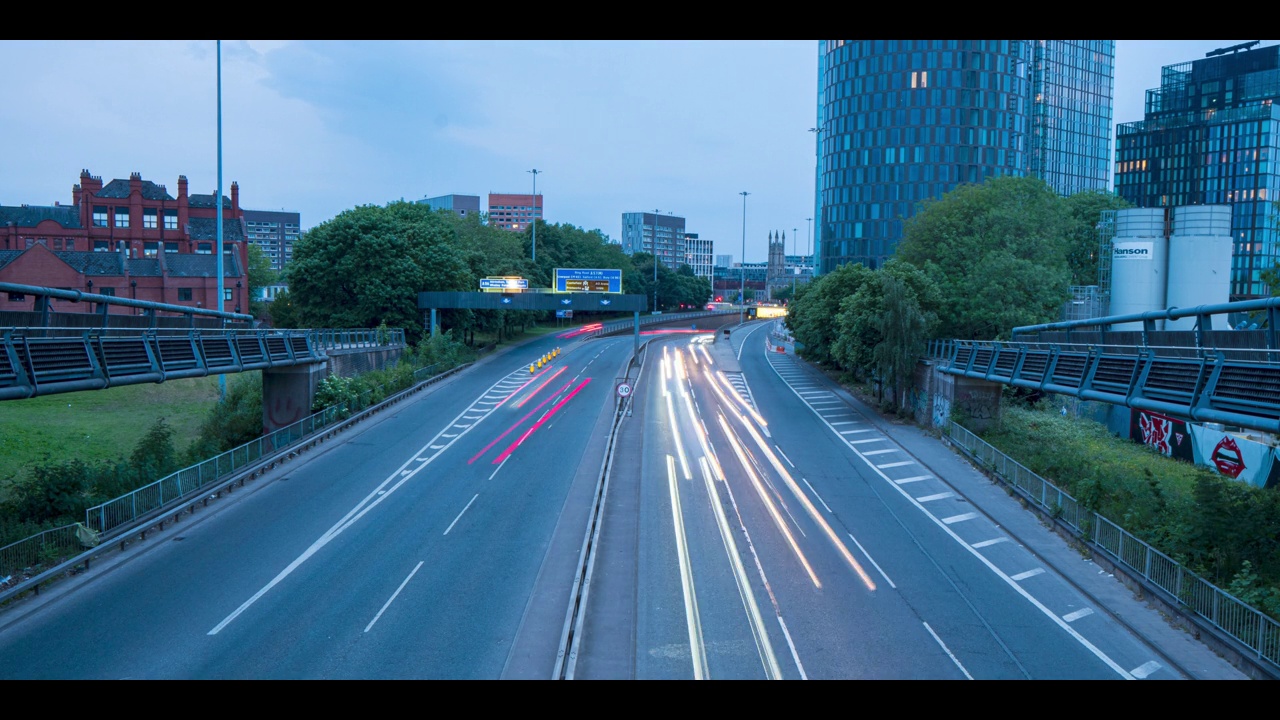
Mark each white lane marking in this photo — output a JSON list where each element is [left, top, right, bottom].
[[489, 456, 509, 481], [861, 449, 899, 456], [697, 457, 783, 679], [841, 430, 873, 435], [1011, 568, 1046, 581], [894, 475, 931, 484], [442, 434, 458, 438], [829, 421, 856, 426], [454, 424, 470, 429], [942, 512, 978, 525], [765, 353, 1136, 678], [775, 446, 795, 468], [1063, 608, 1094, 623], [415, 457, 429, 463], [876, 461, 915, 469], [971, 537, 1009, 549], [847, 533, 896, 589], [364, 561, 424, 633], [429, 445, 445, 450], [668, 455, 709, 679], [739, 321, 769, 360], [444, 494, 479, 536], [208, 368, 526, 636], [916, 492, 955, 503], [1130, 660, 1161, 679], [802, 478, 832, 513], [924, 622, 973, 680]]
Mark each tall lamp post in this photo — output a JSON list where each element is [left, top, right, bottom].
[[739, 191, 749, 325], [792, 226, 798, 297], [528, 169, 540, 263], [216, 39, 225, 401], [806, 217, 813, 281], [809, 126, 823, 280], [652, 209, 660, 313]]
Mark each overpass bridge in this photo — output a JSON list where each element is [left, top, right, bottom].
[[929, 297, 1280, 434]]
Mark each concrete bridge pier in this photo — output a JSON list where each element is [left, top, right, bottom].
[[916, 361, 1003, 433], [263, 361, 328, 433]]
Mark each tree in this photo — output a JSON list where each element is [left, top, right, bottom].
[[1062, 189, 1130, 287], [246, 244, 279, 319], [896, 175, 1073, 340], [871, 274, 930, 408], [786, 261, 875, 366], [284, 202, 473, 344], [832, 259, 939, 379]]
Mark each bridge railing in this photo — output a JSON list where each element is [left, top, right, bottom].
[[945, 420, 1280, 674], [81, 358, 450, 537]]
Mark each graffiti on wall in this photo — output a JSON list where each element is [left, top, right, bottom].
[[954, 388, 999, 421]]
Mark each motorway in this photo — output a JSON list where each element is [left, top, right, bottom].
[[0, 319, 1250, 679]]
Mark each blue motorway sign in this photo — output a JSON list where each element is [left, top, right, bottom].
[[554, 268, 622, 294], [480, 277, 528, 290]]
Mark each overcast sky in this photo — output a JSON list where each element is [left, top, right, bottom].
[[1, 40, 1275, 266]]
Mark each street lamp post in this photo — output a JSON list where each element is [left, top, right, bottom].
[[739, 191, 749, 325], [216, 39, 225, 401], [792, 226, 798, 297], [528, 169, 540, 263], [806, 217, 813, 281], [652, 209, 660, 313]]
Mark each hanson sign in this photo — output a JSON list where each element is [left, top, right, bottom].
[[1112, 241, 1154, 260]]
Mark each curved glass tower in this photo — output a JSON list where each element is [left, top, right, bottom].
[[814, 40, 1114, 274]]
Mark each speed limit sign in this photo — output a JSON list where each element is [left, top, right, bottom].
[[616, 382, 633, 398]]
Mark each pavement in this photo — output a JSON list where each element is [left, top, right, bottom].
[[721, 321, 1256, 681]]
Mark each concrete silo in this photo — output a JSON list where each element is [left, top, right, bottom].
[[1164, 205, 1234, 330], [1108, 208, 1169, 330]]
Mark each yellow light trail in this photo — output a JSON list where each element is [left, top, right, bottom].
[[716, 412, 821, 588]]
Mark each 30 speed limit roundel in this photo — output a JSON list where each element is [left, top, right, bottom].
[[616, 382, 632, 398]]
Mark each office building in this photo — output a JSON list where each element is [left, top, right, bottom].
[[814, 40, 1115, 274], [243, 209, 300, 272], [1114, 41, 1280, 300], [418, 194, 481, 218], [621, 211, 687, 270], [0, 169, 249, 314], [683, 232, 713, 279], [488, 193, 542, 232]]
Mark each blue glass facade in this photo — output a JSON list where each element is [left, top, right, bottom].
[[1114, 43, 1280, 299], [814, 40, 1115, 274]]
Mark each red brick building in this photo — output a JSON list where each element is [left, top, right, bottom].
[[487, 192, 542, 232], [0, 169, 249, 314]]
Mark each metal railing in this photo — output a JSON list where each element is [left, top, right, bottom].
[[0, 357, 469, 592], [945, 420, 1280, 674]]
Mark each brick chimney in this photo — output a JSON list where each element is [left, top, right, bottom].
[[230, 181, 239, 214]]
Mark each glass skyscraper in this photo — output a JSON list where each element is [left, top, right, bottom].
[[1114, 42, 1280, 300], [813, 40, 1115, 274]]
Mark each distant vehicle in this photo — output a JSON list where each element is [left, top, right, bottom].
[[705, 301, 735, 311]]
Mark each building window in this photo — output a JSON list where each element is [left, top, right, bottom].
[[8, 293, 24, 302], [178, 288, 192, 301], [93, 240, 110, 252], [196, 242, 212, 254], [144, 242, 158, 258], [164, 210, 177, 230], [223, 289, 232, 301], [164, 242, 179, 253], [114, 208, 129, 228], [93, 206, 108, 227], [144, 208, 157, 229], [99, 287, 115, 297]]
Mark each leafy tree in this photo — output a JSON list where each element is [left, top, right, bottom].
[[832, 259, 939, 380], [1062, 189, 1130, 287], [896, 175, 1073, 340], [284, 202, 473, 344], [184, 373, 265, 464], [786, 261, 875, 366], [246, 244, 279, 320], [871, 274, 930, 407]]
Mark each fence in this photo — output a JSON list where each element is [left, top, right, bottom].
[[944, 420, 1280, 673], [0, 357, 465, 589]]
